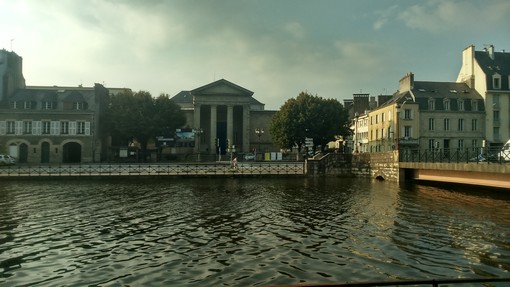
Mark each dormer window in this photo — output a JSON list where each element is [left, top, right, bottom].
[[428, 98, 435, 110], [73, 102, 87, 110], [443, 99, 450, 111], [10, 100, 36, 109], [458, 100, 464, 111], [43, 101, 56, 110], [492, 73, 501, 90], [471, 100, 478, 111]]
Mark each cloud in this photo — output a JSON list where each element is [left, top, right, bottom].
[[398, 0, 510, 33], [373, 5, 399, 31], [283, 22, 306, 39]]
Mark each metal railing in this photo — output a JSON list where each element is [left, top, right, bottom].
[[399, 148, 510, 164], [265, 277, 510, 287], [0, 162, 305, 177]]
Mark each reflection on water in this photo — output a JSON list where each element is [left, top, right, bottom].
[[0, 178, 508, 286]]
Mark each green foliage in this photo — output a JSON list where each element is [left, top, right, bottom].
[[270, 92, 349, 151], [106, 90, 186, 150]]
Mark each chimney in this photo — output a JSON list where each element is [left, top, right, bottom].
[[399, 72, 414, 92], [488, 45, 495, 60]]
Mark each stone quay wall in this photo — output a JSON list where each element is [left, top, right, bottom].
[[306, 152, 400, 181]]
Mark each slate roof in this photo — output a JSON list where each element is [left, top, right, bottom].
[[170, 79, 264, 106], [412, 81, 484, 111], [11, 87, 93, 102], [475, 50, 510, 90]]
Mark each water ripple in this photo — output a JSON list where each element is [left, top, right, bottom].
[[0, 178, 509, 286]]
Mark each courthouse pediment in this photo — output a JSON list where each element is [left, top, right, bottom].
[[191, 79, 254, 97]]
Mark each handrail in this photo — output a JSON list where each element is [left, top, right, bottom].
[[0, 162, 306, 177], [399, 147, 510, 164], [265, 277, 510, 287]]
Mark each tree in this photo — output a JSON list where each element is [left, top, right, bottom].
[[270, 92, 349, 153], [107, 90, 186, 154]]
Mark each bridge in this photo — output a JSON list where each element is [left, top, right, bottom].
[[398, 149, 510, 189]]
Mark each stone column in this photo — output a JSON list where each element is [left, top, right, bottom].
[[227, 105, 233, 147], [242, 104, 250, 153], [210, 105, 217, 154], [193, 103, 201, 152]]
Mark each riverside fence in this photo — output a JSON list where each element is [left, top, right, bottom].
[[0, 162, 305, 178], [399, 147, 510, 164]]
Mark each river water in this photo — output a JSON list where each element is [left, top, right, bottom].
[[0, 177, 509, 286]]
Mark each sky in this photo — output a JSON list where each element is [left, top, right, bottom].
[[1, 0, 510, 110]]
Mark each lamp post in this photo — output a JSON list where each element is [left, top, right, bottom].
[[194, 128, 203, 162], [227, 140, 236, 166], [255, 128, 264, 160]]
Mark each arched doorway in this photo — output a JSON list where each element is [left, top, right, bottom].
[[19, 143, 28, 163], [63, 142, 81, 163], [41, 142, 50, 163]]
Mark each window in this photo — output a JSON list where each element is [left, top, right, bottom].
[[458, 139, 464, 149], [404, 126, 411, 137], [43, 101, 55, 110], [493, 95, 500, 109], [458, 100, 464, 111], [494, 127, 500, 142], [375, 115, 378, 124], [472, 139, 478, 149], [7, 121, 15, 134], [493, 74, 501, 89], [61, 121, 69, 134], [429, 139, 435, 150], [428, 118, 435, 131], [471, 119, 477, 131], [23, 121, 32, 134], [443, 99, 450, 111], [444, 118, 450, 131], [42, 121, 51, 134], [428, 99, 435, 110], [381, 113, 385, 122], [77, 122, 86, 134], [471, 100, 478, 111], [494, 110, 500, 123], [458, 119, 464, 131], [73, 102, 86, 110], [404, 109, 411, 119]]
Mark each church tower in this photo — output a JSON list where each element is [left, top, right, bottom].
[[0, 49, 26, 103]]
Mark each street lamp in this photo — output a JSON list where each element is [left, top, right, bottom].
[[194, 128, 203, 162], [255, 128, 264, 160], [226, 140, 236, 166]]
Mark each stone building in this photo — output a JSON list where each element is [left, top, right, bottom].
[[171, 79, 277, 156], [457, 44, 510, 147], [0, 49, 109, 163], [361, 72, 485, 153]]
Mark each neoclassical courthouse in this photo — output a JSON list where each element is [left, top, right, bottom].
[[0, 49, 277, 164], [171, 79, 276, 156]]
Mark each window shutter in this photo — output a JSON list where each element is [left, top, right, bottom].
[[15, 121, 22, 135], [33, 121, 42, 135], [69, 121, 77, 135], [85, 122, 91, 135], [51, 121, 60, 135], [0, 121, 5, 135]]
